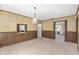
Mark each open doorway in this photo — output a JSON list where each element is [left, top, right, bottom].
[[54, 20, 67, 42]]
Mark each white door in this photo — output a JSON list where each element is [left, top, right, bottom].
[[37, 24, 42, 38]]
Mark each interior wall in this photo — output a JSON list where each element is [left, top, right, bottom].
[[43, 20, 53, 31], [42, 20, 54, 39], [53, 15, 77, 32], [77, 8, 79, 53], [78, 9, 79, 33], [0, 10, 37, 47], [42, 15, 77, 43], [0, 10, 37, 32], [43, 15, 77, 32]]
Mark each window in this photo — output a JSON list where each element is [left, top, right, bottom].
[[17, 24, 27, 32]]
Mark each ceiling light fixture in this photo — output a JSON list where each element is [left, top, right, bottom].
[[32, 7, 38, 24]]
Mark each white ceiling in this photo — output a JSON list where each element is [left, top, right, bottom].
[[0, 4, 78, 20]]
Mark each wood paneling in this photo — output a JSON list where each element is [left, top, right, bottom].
[[42, 31, 54, 39], [65, 31, 77, 43], [0, 33, 8, 47], [0, 31, 37, 47], [42, 31, 77, 43], [78, 33, 79, 53]]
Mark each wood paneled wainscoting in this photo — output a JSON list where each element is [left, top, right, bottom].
[[42, 31, 77, 43], [0, 31, 37, 47], [78, 33, 79, 52], [42, 31, 54, 39], [65, 31, 77, 43]]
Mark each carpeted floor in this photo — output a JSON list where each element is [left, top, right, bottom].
[[0, 37, 78, 55]]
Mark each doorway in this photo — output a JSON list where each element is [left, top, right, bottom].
[[54, 21, 67, 42], [37, 23, 42, 38]]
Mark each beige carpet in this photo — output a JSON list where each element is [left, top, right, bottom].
[[0, 38, 78, 55]]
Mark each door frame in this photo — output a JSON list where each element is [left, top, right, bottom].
[[53, 20, 67, 41], [76, 16, 78, 43], [76, 16, 78, 52]]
